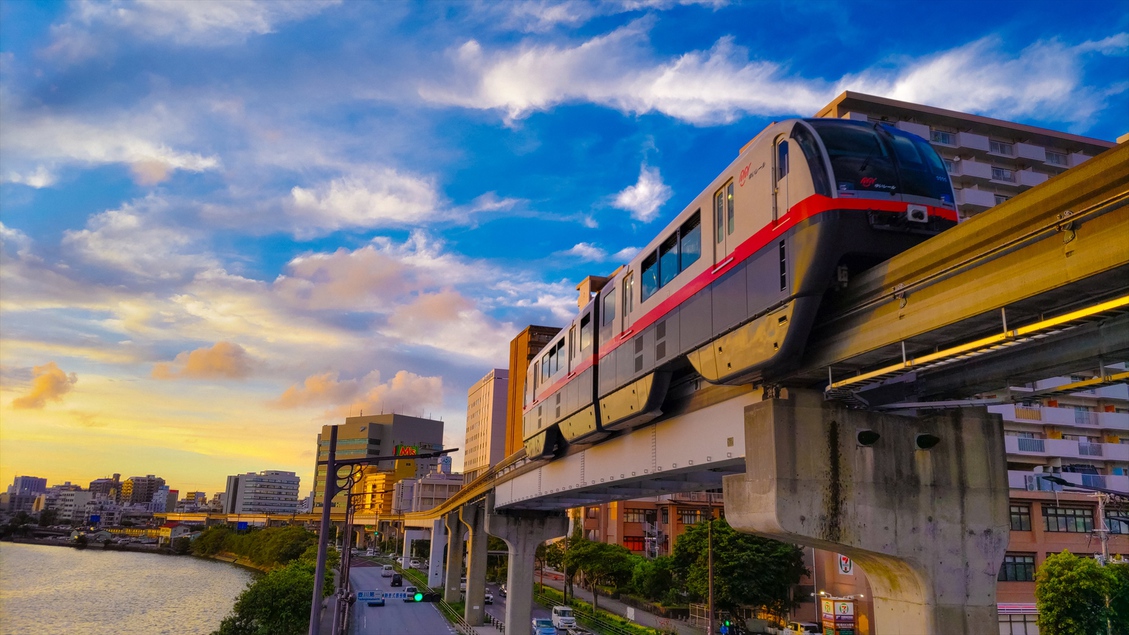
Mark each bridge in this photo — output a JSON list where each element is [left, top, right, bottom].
[[393, 143, 1128, 635]]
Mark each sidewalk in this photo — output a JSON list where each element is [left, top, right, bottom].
[[537, 570, 706, 635]]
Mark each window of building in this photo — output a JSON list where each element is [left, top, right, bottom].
[[1046, 151, 1069, 166], [998, 553, 1036, 582], [943, 158, 956, 174], [930, 130, 956, 145], [661, 507, 668, 524], [994, 194, 1011, 205], [623, 536, 646, 551], [586, 507, 599, 518], [998, 613, 1039, 634], [991, 167, 1015, 182], [990, 140, 1014, 156], [623, 508, 647, 523], [1010, 505, 1032, 531], [1107, 510, 1129, 535], [679, 509, 702, 525], [1043, 505, 1094, 533]]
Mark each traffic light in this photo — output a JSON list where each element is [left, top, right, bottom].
[[413, 591, 424, 602]]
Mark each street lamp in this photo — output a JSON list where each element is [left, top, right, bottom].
[[306, 424, 456, 635]]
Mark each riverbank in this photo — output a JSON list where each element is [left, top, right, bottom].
[[207, 550, 272, 573], [4, 536, 172, 555]]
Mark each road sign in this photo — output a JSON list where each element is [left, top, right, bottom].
[[356, 590, 381, 601]]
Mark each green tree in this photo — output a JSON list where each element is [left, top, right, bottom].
[[1109, 562, 1129, 635], [566, 539, 635, 613], [631, 555, 678, 604], [215, 561, 315, 635], [172, 536, 193, 555], [1035, 550, 1110, 634], [672, 518, 806, 620], [192, 526, 232, 556], [37, 508, 60, 526]]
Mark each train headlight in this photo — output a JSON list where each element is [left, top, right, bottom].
[[906, 204, 929, 223]]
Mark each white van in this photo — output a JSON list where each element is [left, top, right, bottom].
[[552, 606, 576, 629], [381, 565, 393, 577]]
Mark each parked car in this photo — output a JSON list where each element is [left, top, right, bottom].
[[366, 597, 385, 607], [410, 558, 420, 568], [787, 622, 821, 634], [403, 586, 418, 602], [532, 617, 556, 635]]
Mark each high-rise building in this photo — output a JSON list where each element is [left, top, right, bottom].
[[56, 490, 93, 522], [464, 369, 509, 483], [311, 414, 444, 513], [120, 475, 166, 505], [223, 470, 301, 515], [505, 326, 561, 456], [7, 476, 47, 496], [88, 474, 121, 501], [391, 470, 464, 514]]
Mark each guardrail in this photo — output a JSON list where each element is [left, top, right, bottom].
[[437, 599, 478, 635], [534, 592, 642, 635]]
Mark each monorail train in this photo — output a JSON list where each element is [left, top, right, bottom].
[[523, 118, 958, 458]]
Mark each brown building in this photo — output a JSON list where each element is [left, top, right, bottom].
[[504, 325, 561, 456], [575, 492, 723, 558]]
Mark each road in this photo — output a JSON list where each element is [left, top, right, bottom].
[[483, 580, 555, 632], [349, 559, 455, 635]]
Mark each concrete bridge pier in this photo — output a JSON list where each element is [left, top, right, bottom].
[[427, 518, 445, 588], [485, 492, 568, 634], [461, 502, 488, 625], [444, 510, 465, 603], [402, 528, 427, 569], [723, 390, 1009, 635]]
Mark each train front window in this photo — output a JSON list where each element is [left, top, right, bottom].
[[808, 120, 897, 195], [879, 125, 954, 203]]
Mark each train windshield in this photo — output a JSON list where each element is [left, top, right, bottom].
[[807, 120, 954, 204]]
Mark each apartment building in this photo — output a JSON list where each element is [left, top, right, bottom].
[[7, 475, 47, 496], [576, 492, 724, 558], [88, 474, 121, 501], [464, 369, 509, 483], [223, 470, 301, 515], [120, 475, 166, 506], [391, 470, 464, 514]]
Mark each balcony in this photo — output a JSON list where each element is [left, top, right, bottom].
[[957, 131, 990, 152], [1018, 169, 1049, 188], [1005, 435, 1129, 460], [953, 158, 992, 181], [1095, 384, 1129, 400], [1015, 143, 1046, 162], [1009, 470, 1129, 492], [1069, 152, 1090, 168], [956, 187, 997, 211]]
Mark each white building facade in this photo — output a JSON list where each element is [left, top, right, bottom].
[[463, 369, 509, 483], [223, 470, 301, 515]]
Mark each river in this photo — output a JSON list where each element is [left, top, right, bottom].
[[0, 541, 255, 635]]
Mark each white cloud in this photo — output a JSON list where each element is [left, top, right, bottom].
[[45, 0, 340, 60], [62, 197, 216, 280], [613, 164, 672, 222], [562, 242, 640, 263], [2, 166, 57, 189], [2, 109, 219, 186], [491, 0, 727, 33], [287, 168, 440, 234], [422, 25, 1128, 128]]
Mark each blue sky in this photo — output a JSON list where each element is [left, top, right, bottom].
[[1, 0, 1126, 495]]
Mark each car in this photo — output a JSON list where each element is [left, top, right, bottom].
[[366, 597, 385, 607], [403, 586, 418, 602], [390, 573, 403, 587], [499, 584, 507, 597], [410, 558, 420, 568], [787, 622, 821, 634], [484, 593, 493, 605], [532, 617, 556, 635], [552, 606, 576, 629], [381, 564, 393, 577]]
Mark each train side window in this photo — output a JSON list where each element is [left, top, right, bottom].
[[580, 314, 592, 350], [659, 234, 679, 287], [569, 325, 576, 363], [602, 288, 615, 326], [680, 211, 701, 270], [641, 251, 659, 300], [726, 182, 735, 235], [777, 141, 789, 180], [547, 344, 557, 376], [533, 361, 539, 390], [622, 273, 634, 330], [714, 189, 724, 244]]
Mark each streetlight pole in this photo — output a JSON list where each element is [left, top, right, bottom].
[[306, 430, 456, 635]]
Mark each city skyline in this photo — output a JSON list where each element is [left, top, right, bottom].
[[2, 1, 1128, 494]]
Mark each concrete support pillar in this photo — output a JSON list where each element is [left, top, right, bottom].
[[461, 502, 488, 625], [444, 510, 465, 603], [428, 518, 445, 589], [485, 493, 568, 635], [402, 528, 427, 566], [723, 390, 1009, 635]]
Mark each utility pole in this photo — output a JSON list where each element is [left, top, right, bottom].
[[707, 506, 714, 635], [308, 426, 337, 635]]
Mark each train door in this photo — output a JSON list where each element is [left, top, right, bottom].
[[713, 180, 735, 263], [773, 136, 790, 221]]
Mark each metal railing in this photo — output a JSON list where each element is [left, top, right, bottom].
[[437, 599, 477, 635], [1079, 442, 1104, 457], [1016, 437, 1045, 453], [534, 592, 643, 635]]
